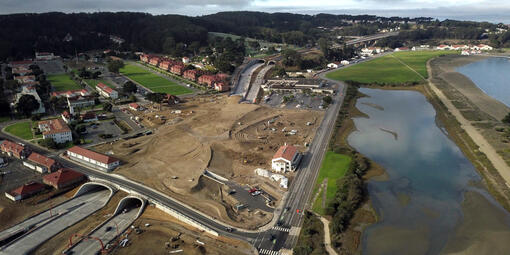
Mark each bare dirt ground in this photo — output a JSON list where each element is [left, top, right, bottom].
[[33, 191, 128, 255], [95, 95, 323, 228], [111, 206, 254, 255]]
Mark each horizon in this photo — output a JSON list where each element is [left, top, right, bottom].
[[1, 0, 510, 23]]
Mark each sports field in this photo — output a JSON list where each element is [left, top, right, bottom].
[[47, 73, 82, 91], [313, 151, 351, 215], [84, 79, 114, 89], [120, 64, 192, 95], [326, 51, 458, 84]]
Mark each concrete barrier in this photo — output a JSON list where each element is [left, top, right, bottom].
[[151, 200, 219, 237], [113, 196, 146, 219], [204, 169, 229, 182]]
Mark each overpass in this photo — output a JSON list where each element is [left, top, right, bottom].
[[334, 31, 399, 47]]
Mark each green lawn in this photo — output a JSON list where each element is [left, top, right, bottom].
[[5, 121, 34, 140], [326, 51, 458, 85], [313, 151, 351, 215], [47, 73, 82, 91], [84, 79, 114, 89], [120, 64, 192, 95]]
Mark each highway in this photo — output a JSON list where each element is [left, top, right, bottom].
[[0, 189, 112, 255], [343, 31, 399, 46], [232, 61, 264, 97], [245, 65, 273, 103], [0, 69, 347, 254], [67, 199, 142, 254]]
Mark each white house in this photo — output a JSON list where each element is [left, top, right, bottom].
[[340, 60, 350, 65], [436, 45, 450, 50], [271, 145, 302, 173], [67, 96, 95, 114], [35, 52, 55, 61], [38, 118, 73, 144], [96, 83, 118, 99], [182, 57, 190, 64], [327, 62, 340, 69], [67, 146, 120, 172]]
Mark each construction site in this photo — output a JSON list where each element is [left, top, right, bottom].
[[94, 94, 324, 229]]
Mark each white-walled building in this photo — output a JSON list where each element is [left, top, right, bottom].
[[271, 145, 302, 173], [327, 62, 340, 69], [96, 83, 118, 99], [38, 118, 73, 144], [67, 146, 120, 172]]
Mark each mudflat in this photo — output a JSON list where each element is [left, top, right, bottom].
[[432, 55, 510, 120]]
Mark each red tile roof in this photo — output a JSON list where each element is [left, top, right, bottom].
[[43, 168, 85, 187], [9, 182, 45, 196], [28, 152, 57, 169], [1, 140, 25, 155], [38, 118, 71, 135], [97, 83, 114, 94], [273, 145, 298, 161], [67, 146, 119, 164], [129, 103, 140, 109]]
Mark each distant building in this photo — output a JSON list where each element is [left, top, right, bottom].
[[183, 70, 200, 81], [24, 152, 61, 173], [9, 60, 34, 68], [163, 94, 180, 105], [61, 111, 72, 123], [38, 118, 73, 144], [5, 182, 46, 201], [262, 78, 332, 93], [0, 140, 30, 159], [436, 44, 451, 50], [80, 112, 98, 122], [12, 66, 31, 76], [170, 64, 185, 75], [96, 83, 118, 99], [394, 47, 409, 51], [129, 103, 143, 111], [35, 52, 55, 61], [214, 82, 229, 92], [67, 95, 95, 114], [327, 62, 340, 69], [340, 60, 350, 65], [198, 74, 217, 87], [182, 57, 190, 64], [43, 168, 85, 189], [271, 145, 302, 173], [14, 75, 36, 84], [149, 57, 161, 66], [67, 146, 120, 172], [51, 89, 90, 98]]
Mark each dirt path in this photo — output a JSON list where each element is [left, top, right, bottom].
[[316, 214, 338, 255], [426, 60, 510, 186]]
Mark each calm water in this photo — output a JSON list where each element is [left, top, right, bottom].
[[348, 88, 510, 255], [457, 57, 510, 107]]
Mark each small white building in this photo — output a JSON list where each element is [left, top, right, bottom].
[[272, 145, 301, 173], [35, 52, 55, 61], [327, 62, 340, 69], [340, 60, 350, 65], [96, 83, 118, 99], [182, 57, 190, 64], [67, 96, 95, 114], [67, 146, 120, 172], [38, 118, 73, 144]]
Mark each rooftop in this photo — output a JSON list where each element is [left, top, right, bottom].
[[28, 152, 57, 169], [273, 145, 298, 161], [43, 168, 85, 186], [68, 146, 119, 164], [38, 118, 71, 135]]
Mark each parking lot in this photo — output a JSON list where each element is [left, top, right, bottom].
[[35, 59, 65, 74], [81, 120, 123, 144], [0, 158, 42, 193], [263, 92, 326, 110], [225, 181, 275, 212]]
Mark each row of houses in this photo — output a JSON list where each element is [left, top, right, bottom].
[[436, 44, 493, 51], [140, 54, 230, 92], [9, 60, 47, 115], [1, 139, 86, 201]]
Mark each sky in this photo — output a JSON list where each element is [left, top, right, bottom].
[[1, 0, 510, 23]]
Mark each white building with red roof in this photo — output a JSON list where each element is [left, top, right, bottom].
[[0, 140, 30, 159], [38, 118, 72, 143], [129, 103, 143, 111], [51, 89, 90, 98], [5, 182, 46, 201], [96, 83, 118, 99], [271, 145, 302, 173], [24, 152, 61, 173], [67, 146, 120, 172]]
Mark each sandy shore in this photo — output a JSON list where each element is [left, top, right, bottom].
[[433, 55, 510, 120]]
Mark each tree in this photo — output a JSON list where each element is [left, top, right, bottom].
[[503, 112, 510, 124], [107, 60, 124, 74], [163, 37, 176, 55], [318, 37, 330, 57], [40, 138, 57, 149], [103, 102, 113, 112], [145, 92, 166, 104], [323, 96, 332, 105], [16, 94, 39, 117], [122, 81, 137, 94]]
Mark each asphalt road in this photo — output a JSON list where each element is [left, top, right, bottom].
[[0, 189, 112, 255], [67, 200, 142, 254], [251, 81, 346, 252], [245, 65, 272, 103], [233, 62, 264, 97]]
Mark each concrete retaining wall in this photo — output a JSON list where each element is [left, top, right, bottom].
[[73, 181, 115, 198], [152, 200, 219, 237], [113, 196, 146, 219]]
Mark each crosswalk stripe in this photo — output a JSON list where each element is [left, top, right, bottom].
[[272, 226, 290, 232], [259, 249, 281, 255]]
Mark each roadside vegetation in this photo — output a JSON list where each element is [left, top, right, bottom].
[[293, 211, 326, 255], [326, 51, 457, 85], [119, 64, 192, 95]]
